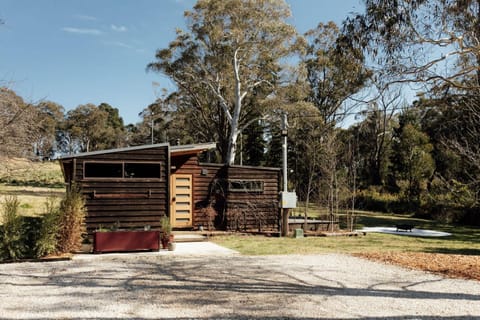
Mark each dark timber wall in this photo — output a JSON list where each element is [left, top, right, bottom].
[[221, 165, 280, 232], [171, 155, 280, 232], [60, 144, 281, 235], [60, 145, 169, 235]]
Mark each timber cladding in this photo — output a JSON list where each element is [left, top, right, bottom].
[[61, 145, 169, 234], [172, 159, 281, 232], [221, 165, 281, 232], [60, 142, 281, 235]]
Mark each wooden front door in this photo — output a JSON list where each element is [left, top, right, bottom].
[[170, 174, 193, 228]]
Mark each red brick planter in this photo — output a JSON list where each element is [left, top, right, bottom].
[[93, 230, 160, 253]]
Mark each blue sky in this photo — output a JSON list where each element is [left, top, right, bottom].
[[0, 0, 362, 125]]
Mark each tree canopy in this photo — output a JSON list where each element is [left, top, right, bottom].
[[147, 0, 299, 164]]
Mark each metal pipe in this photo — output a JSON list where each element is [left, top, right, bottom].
[[281, 113, 288, 192]]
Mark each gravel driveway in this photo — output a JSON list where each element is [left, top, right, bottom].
[[0, 246, 479, 319]]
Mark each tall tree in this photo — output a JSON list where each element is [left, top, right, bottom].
[[352, 86, 402, 186], [390, 110, 435, 204], [98, 103, 126, 149], [299, 21, 370, 216], [0, 88, 40, 158], [147, 0, 299, 164], [64, 103, 125, 153], [420, 95, 480, 205], [344, 0, 480, 91], [35, 101, 65, 159], [242, 119, 266, 166], [304, 21, 371, 125]]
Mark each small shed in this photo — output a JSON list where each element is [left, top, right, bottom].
[[59, 143, 281, 235]]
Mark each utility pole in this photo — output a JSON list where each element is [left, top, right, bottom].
[[151, 112, 155, 144], [280, 112, 296, 237], [282, 113, 288, 192]]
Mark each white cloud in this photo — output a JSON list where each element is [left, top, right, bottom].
[[104, 41, 133, 49], [62, 27, 103, 35], [75, 14, 97, 21], [111, 24, 127, 32], [103, 41, 146, 54]]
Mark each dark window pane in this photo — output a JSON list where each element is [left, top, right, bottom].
[[124, 163, 161, 178], [228, 180, 264, 192], [85, 163, 122, 178]]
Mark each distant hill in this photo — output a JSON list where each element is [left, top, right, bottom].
[[0, 157, 64, 188]]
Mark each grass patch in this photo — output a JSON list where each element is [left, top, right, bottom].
[[0, 157, 64, 188], [213, 212, 480, 256], [0, 184, 64, 218]]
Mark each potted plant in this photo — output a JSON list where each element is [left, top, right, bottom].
[[160, 216, 175, 250]]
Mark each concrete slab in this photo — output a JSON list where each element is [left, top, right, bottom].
[[73, 241, 238, 260], [359, 226, 452, 237]]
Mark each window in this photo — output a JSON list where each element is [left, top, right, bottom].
[[84, 162, 161, 179], [85, 162, 122, 178], [228, 180, 264, 192], [124, 163, 161, 178]]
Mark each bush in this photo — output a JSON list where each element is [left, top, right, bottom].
[[0, 196, 25, 261], [56, 184, 86, 254], [356, 187, 412, 214], [419, 178, 478, 224], [35, 197, 60, 257], [0, 192, 82, 261]]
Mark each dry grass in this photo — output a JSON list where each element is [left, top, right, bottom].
[[0, 157, 64, 219], [355, 252, 480, 281], [0, 156, 64, 187], [0, 185, 64, 219]]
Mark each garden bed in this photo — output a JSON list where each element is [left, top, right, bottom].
[[93, 230, 160, 253]]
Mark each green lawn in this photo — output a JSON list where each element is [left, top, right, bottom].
[[213, 212, 480, 256], [0, 157, 64, 219], [0, 184, 64, 218]]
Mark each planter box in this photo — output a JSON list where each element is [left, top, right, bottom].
[[93, 230, 160, 253]]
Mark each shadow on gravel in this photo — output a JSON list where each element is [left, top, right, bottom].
[[1, 258, 479, 303], [0, 255, 479, 318], [0, 317, 477, 320]]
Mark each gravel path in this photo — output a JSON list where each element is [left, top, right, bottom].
[[0, 251, 479, 319]]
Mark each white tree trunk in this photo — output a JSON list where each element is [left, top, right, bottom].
[[226, 49, 246, 166]]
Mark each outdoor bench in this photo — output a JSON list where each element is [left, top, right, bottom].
[[396, 224, 415, 232]]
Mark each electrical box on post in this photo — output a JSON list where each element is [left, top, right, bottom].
[[280, 191, 297, 208]]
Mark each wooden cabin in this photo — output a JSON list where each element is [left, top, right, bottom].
[[59, 143, 281, 235]]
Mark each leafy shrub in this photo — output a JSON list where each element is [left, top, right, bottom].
[[419, 178, 478, 223], [160, 216, 172, 235], [56, 184, 86, 253], [35, 197, 60, 257], [22, 216, 43, 258], [0, 196, 25, 261], [356, 187, 412, 214]]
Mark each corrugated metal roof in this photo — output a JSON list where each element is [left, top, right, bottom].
[[59, 142, 216, 159], [170, 142, 217, 156]]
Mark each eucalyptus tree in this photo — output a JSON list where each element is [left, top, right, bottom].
[[344, 0, 480, 91], [63, 103, 125, 153], [35, 101, 65, 158], [300, 21, 370, 216], [304, 21, 371, 125], [390, 110, 435, 204], [419, 95, 480, 206], [148, 0, 299, 164], [64, 104, 106, 153], [134, 94, 194, 146], [98, 103, 126, 149], [0, 87, 40, 158]]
